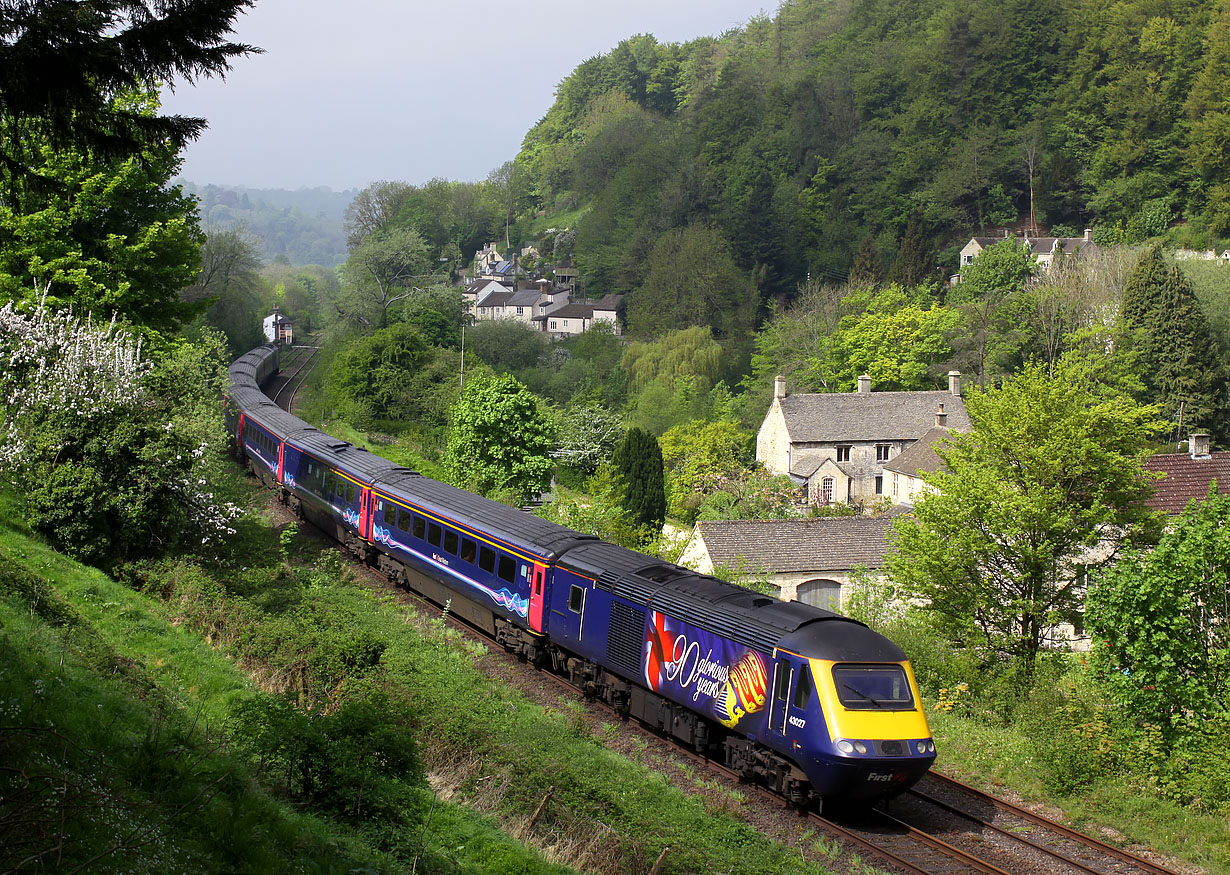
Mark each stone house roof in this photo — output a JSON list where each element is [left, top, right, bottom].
[[476, 290, 513, 309], [779, 391, 970, 443], [1143, 451, 1230, 514], [882, 426, 956, 477], [695, 515, 902, 573]]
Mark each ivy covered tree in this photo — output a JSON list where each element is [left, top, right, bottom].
[[610, 426, 665, 532], [888, 360, 1164, 674], [1120, 247, 1229, 441], [1086, 487, 1230, 731], [442, 372, 554, 505]]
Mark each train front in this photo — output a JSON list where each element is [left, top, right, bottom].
[[778, 618, 936, 807]]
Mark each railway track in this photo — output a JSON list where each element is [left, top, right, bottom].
[[265, 343, 320, 412]]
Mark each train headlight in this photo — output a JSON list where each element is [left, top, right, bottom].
[[837, 740, 855, 754], [916, 740, 934, 754], [853, 741, 868, 754]]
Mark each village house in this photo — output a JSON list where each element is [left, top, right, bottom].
[[958, 229, 1099, 271], [881, 417, 957, 507], [539, 294, 622, 336], [680, 516, 900, 609], [1144, 433, 1230, 514], [756, 373, 970, 506], [461, 279, 507, 315]]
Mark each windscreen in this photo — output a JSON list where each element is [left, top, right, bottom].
[[832, 664, 915, 710]]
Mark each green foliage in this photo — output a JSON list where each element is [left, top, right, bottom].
[[611, 427, 666, 530], [624, 223, 758, 340], [0, 90, 206, 335], [443, 372, 555, 504], [338, 225, 434, 329], [889, 361, 1165, 670], [1086, 488, 1230, 731], [327, 322, 430, 426], [658, 420, 753, 522], [230, 689, 423, 822], [1120, 247, 1229, 441], [536, 467, 652, 549], [950, 238, 1039, 304], [623, 325, 723, 392], [805, 285, 960, 391]]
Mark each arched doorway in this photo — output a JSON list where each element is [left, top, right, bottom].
[[797, 578, 842, 611]]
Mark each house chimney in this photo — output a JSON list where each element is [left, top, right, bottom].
[[857, 373, 871, 394], [935, 404, 948, 428], [1083, 228, 1092, 242], [948, 370, 962, 396], [1191, 432, 1211, 460], [774, 375, 787, 400]]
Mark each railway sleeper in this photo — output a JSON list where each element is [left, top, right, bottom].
[[724, 738, 812, 805]]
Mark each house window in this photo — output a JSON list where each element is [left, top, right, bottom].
[[836, 445, 851, 462], [876, 444, 891, 462], [516, 306, 524, 315], [892, 474, 899, 498], [563, 320, 569, 327], [821, 477, 834, 504], [550, 321, 557, 330], [875, 475, 883, 494]]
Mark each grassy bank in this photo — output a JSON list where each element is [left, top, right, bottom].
[[0, 478, 845, 874]]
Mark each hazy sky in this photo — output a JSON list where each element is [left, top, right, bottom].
[[160, 0, 772, 191]]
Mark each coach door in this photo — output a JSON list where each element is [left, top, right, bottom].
[[358, 488, 371, 540], [768, 654, 797, 739], [528, 562, 547, 634]]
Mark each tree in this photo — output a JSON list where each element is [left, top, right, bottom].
[[806, 285, 959, 391], [848, 235, 883, 288], [624, 223, 757, 340], [1120, 247, 1228, 441], [888, 361, 1164, 672], [611, 426, 666, 531], [338, 226, 433, 329], [888, 217, 934, 288], [486, 160, 520, 250], [0, 0, 256, 200], [552, 400, 624, 478], [0, 90, 207, 333], [187, 227, 267, 355], [343, 180, 413, 248], [658, 419, 753, 522], [1086, 487, 1230, 730], [442, 372, 554, 505], [949, 238, 1038, 305], [327, 323, 431, 426]]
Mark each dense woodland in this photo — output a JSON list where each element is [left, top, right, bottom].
[[2, 0, 1230, 871]]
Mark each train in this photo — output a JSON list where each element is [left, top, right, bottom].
[[225, 343, 937, 810]]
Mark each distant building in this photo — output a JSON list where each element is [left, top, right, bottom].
[[262, 307, 293, 344], [957, 229, 1099, 275]]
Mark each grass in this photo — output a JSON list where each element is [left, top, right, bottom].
[[927, 697, 1230, 874]]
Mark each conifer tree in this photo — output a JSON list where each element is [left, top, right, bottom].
[[611, 427, 666, 531], [848, 235, 882, 288], [1120, 247, 1228, 441]]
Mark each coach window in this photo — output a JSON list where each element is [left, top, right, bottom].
[[568, 585, 584, 614], [793, 664, 813, 709], [427, 522, 442, 547], [397, 508, 411, 532], [346, 483, 355, 504], [497, 555, 516, 584], [479, 547, 496, 574], [443, 529, 459, 555], [412, 516, 425, 539], [460, 538, 477, 564]]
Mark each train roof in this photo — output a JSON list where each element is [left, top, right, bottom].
[[242, 404, 320, 444], [557, 540, 896, 658], [372, 469, 596, 560], [293, 431, 402, 480]]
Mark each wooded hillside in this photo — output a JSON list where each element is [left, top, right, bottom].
[[515, 0, 1228, 296]]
